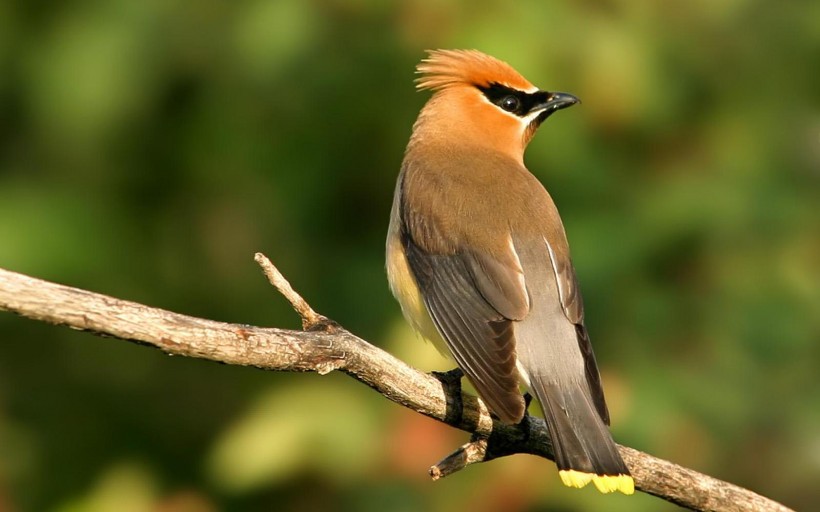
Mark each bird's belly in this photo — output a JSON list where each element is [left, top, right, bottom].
[[386, 234, 450, 355]]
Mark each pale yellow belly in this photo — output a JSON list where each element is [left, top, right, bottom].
[[386, 232, 449, 355]]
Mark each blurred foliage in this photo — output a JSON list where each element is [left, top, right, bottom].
[[0, 0, 818, 511]]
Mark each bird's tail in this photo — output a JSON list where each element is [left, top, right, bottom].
[[530, 375, 634, 494]]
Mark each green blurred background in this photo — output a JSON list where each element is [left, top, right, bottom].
[[0, 1, 818, 511]]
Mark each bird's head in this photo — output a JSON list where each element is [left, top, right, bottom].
[[412, 49, 578, 163]]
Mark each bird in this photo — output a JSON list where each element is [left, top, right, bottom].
[[386, 49, 633, 495]]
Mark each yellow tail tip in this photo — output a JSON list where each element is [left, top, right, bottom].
[[558, 471, 635, 495], [559, 470, 594, 488]]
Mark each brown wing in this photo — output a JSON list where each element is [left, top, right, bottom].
[[398, 171, 531, 424], [403, 236, 527, 424]]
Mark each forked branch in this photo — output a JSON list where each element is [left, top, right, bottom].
[[0, 257, 793, 512]]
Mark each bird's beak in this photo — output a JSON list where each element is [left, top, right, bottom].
[[536, 92, 580, 115], [529, 91, 580, 125]]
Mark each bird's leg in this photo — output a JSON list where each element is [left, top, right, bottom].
[[432, 367, 464, 384], [432, 367, 464, 425], [523, 391, 534, 409], [517, 411, 532, 444], [516, 393, 536, 443]]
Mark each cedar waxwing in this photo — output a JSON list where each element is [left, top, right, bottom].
[[386, 50, 633, 494]]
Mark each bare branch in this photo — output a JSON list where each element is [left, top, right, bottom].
[[254, 252, 335, 332], [430, 437, 488, 480], [0, 262, 793, 512]]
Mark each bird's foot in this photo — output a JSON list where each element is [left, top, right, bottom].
[[432, 367, 464, 425], [432, 367, 464, 386]]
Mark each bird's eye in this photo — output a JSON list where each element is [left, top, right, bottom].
[[500, 95, 520, 112]]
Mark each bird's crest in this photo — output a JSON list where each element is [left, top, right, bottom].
[[416, 49, 535, 93]]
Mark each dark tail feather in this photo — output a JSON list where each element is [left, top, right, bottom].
[[531, 375, 634, 494]]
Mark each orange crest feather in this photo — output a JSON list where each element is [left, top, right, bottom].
[[415, 49, 535, 92]]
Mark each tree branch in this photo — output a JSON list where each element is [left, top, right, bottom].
[[0, 257, 792, 512]]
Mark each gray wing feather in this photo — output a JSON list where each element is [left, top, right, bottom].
[[543, 238, 609, 423], [403, 237, 526, 424], [545, 238, 584, 323], [466, 250, 529, 321]]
